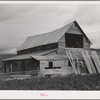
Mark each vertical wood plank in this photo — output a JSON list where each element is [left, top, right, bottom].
[[91, 51, 100, 73], [66, 50, 77, 75], [79, 50, 93, 74], [85, 50, 96, 74]]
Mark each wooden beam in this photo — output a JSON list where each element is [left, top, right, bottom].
[[79, 50, 93, 74], [66, 50, 77, 75], [91, 51, 100, 73], [85, 50, 96, 74]]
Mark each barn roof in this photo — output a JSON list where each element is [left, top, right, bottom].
[[2, 54, 82, 62], [31, 55, 68, 61], [17, 21, 92, 51], [2, 49, 57, 61], [2, 54, 31, 61]]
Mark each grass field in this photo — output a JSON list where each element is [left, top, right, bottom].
[[0, 74, 100, 90]]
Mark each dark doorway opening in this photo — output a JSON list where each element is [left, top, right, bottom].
[[65, 33, 83, 48]]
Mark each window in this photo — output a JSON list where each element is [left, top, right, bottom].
[[45, 62, 61, 69], [49, 62, 53, 69], [65, 33, 83, 48], [45, 62, 53, 69]]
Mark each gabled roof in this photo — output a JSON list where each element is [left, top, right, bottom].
[[17, 21, 92, 51]]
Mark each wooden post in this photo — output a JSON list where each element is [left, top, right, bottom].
[[22, 60, 25, 74], [76, 59, 81, 75], [10, 63, 13, 73], [4, 62, 7, 73]]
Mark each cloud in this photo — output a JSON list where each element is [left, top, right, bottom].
[[0, 4, 100, 54], [0, 48, 17, 54], [0, 4, 79, 53], [72, 5, 100, 25], [68, 4, 100, 48], [0, 4, 40, 22]]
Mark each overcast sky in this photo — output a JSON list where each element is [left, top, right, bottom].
[[0, 4, 100, 54]]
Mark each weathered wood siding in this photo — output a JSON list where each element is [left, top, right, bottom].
[[17, 43, 58, 55], [58, 34, 65, 48], [39, 60, 74, 76], [3, 58, 39, 73], [67, 23, 82, 35], [67, 22, 90, 49], [57, 22, 90, 51], [57, 34, 66, 55], [83, 37, 90, 49], [57, 48, 66, 55]]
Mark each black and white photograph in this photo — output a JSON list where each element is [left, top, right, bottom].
[[0, 2, 100, 93]]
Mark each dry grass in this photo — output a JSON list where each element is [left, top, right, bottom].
[[0, 74, 100, 90]]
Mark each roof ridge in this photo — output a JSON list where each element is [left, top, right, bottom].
[[28, 21, 74, 38]]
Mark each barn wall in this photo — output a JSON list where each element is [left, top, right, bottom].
[[2, 61, 22, 73], [57, 48, 66, 55], [58, 34, 65, 48], [2, 58, 39, 74], [25, 59, 39, 71], [57, 34, 66, 55], [67, 23, 90, 49], [67, 23, 82, 35], [39, 60, 74, 76], [83, 37, 90, 49], [57, 34, 90, 52]]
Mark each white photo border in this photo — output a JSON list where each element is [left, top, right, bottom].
[[0, 1, 100, 99]]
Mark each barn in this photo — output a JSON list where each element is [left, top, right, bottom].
[[2, 20, 100, 77]]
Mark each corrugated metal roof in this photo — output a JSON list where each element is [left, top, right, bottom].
[[3, 54, 68, 62], [31, 55, 68, 61], [31, 54, 82, 61], [17, 21, 73, 51], [2, 54, 31, 61], [17, 21, 91, 51], [2, 49, 57, 61], [2, 53, 83, 62]]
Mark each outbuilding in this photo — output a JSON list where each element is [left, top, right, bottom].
[[2, 20, 100, 76]]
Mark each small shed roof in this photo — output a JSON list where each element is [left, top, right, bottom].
[[17, 21, 92, 51], [2, 49, 57, 62], [2, 53, 82, 62], [2, 54, 31, 61], [31, 55, 68, 61]]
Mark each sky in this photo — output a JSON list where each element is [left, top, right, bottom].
[[0, 3, 100, 54]]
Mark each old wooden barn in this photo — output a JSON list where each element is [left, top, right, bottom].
[[2, 21, 100, 76]]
